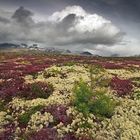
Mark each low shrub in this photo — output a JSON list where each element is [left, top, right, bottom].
[[91, 92, 116, 118], [73, 79, 116, 118], [73, 80, 93, 117]]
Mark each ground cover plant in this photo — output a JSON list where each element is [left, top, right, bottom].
[[0, 51, 140, 140]]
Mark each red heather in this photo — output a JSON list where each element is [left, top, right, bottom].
[[0, 123, 16, 140], [102, 62, 123, 69], [27, 128, 59, 140], [41, 105, 72, 125], [62, 133, 77, 140], [18, 82, 54, 99], [27, 129, 92, 140], [110, 76, 133, 96], [0, 78, 25, 101]]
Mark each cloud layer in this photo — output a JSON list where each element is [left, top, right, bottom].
[[0, 5, 126, 55]]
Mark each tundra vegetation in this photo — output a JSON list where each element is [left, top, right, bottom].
[[0, 52, 140, 140]]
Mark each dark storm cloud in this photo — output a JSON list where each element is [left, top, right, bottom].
[[0, 16, 10, 23], [12, 6, 34, 25], [101, 0, 140, 21], [61, 14, 76, 28], [0, 0, 140, 20], [0, 0, 139, 56], [0, 6, 124, 46]]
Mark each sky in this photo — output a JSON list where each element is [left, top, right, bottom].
[[0, 0, 140, 56]]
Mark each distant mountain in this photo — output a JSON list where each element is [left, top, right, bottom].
[[0, 43, 72, 54], [21, 43, 28, 48], [81, 51, 93, 56], [0, 43, 20, 49], [0, 43, 40, 50], [44, 47, 71, 54], [110, 54, 119, 57], [0, 43, 100, 56]]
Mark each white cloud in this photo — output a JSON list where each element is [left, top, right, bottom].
[[47, 5, 123, 46], [48, 6, 86, 22]]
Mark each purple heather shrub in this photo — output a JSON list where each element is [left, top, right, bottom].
[[41, 104, 72, 125], [26, 128, 59, 140], [110, 76, 133, 97], [101, 62, 123, 69], [0, 78, 53, 101], [79, 137, 94, 140], [0, 70, 23, 79], [0, 78, 24, 101], [0, 123, 16, 140], [0, 130, 14, 140], [18, 82, 54, 99], [62, 133, 78, 140]]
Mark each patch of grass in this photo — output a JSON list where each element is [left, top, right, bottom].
[[18, 105, 44, 125], [89, 65, 105, 89], [130, 77, 140, 88], [43, 68, 61, 78], [63, 61, 76, 66], [31, 72, 39, 79], [78, 120, 92, 129], [30, 82, 54, 99], [132, 90, 140, 100], [0, 100, 5, 111]]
